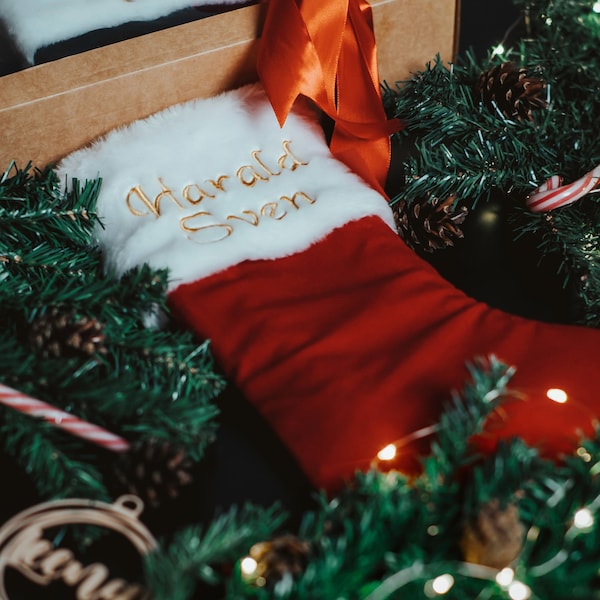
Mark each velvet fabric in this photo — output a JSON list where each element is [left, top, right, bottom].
[[169, 215, 600, 492]]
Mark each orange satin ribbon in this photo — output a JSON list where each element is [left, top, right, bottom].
[[257, 0, 402, 198]]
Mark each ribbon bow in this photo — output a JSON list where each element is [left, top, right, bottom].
[[257, 0, 402, 198]]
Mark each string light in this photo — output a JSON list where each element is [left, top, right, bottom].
[[495, 567, 515, 587], [491, 43, 505, 57], [577, 446, 593, 462], [573, 507, 594, 529], [508, 581, 532, 600], [425, 574, 454, 596], [593, 2, 600, 14], [546, 388, 568, 403], [240, 556, 258, 577], [377, 443, 397, 461]]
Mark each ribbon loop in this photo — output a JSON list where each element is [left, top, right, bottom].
[[257, 0, 402, 197]]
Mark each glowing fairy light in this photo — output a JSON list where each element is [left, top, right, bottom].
[[574, 507, 594, 529], [577, 446, 593, 462], [593, 2, 600, 13], [377, 443, 397, 461], [240, 556, 258, 577], [491, 43, 505, 57], [496, 567, 515, 587], [546, 388, 568, 403], [508, 580, 532, 600], [431, 574, 454, 595]]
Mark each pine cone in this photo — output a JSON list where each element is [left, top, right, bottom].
[[29, 306, 107, 358], [113, 438, 195, 508], [248, 535, 311, 586], [460, 500, 525, 569], [476, 61, 547, 121], [392, 195, 468, 252]]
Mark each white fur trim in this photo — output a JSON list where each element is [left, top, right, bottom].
[[0, 0, 242, 63], [56, 83, 396, 290]]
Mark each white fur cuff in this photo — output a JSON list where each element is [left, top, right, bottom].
[[56, 83, 396, 289]]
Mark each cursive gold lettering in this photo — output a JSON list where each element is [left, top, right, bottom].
[[181, 211, 234, 243], [126, 185, 157, 217], [126, 179, 183, 218], [251, 150, 281, 178], [183, 183, 215, 205], [207, 175, 229, 192], [277, 140, 309, 171], [226, 210, 260, 226], [260, 202, 287, 220], [154, 178, 184, 212], [279, 191, 316, 209], [236, 164, 269, 187]]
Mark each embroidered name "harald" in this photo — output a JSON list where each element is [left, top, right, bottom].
[[124, 140, 316, 244]]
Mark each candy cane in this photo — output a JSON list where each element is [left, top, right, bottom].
[[0, 383, 129, 452], [526, 164, 600, 212]]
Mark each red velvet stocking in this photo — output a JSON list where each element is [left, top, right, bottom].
[[169, 215, 600, 492]]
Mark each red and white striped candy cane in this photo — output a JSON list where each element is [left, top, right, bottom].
[[526, 164, 600, 212], [0, 383, 129, 452]]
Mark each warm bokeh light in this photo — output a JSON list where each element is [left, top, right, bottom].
[[491, 43, 505, 56], [240, 556, 258, 576], [546, 388, 568, 403], [431, 574, 454, 595], [508, 581, 532, 600], [577, 446, 592, 462], [574, 507, 594, 529], [496, 567, 515, 587], [377, 443, 397, 461]]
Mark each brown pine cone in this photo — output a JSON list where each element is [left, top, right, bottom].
[[113, 438, 195, 508], [393, 194, 468, 252], [460, 499, 525, 569], [476, 61, 547, 121], [29, 306, 107, 358], [248, 534, 311, 586]]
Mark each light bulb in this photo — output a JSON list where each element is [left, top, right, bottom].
[[593, 2, 600, 14], [496, 567, 515, 587], [577, 447, 592, 462], [431, 574, 454, 595], [491, 43, 505, 57], [574, 507, 594, 529], [240, 556, 258, 576], [508, 580, 532, 600], [546, 388, 568, 403], [377, 443, 397, 461]]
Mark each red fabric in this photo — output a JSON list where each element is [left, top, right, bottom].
[[169, 216, 600, 492]]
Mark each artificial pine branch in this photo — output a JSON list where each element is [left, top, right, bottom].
[[142, 356, 600, 599], [145, 358, 517, 599], [145, 503, 287, 599], [383, 0, 600, 325], [0, 163, 224, 505]]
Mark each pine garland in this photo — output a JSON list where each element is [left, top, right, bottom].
[[146, 357, 600, 599], [383, 0, 600, 326], [0, 162, 225, 502]]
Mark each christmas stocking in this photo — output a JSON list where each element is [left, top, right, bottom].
[[57, 84, 600, 493]]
